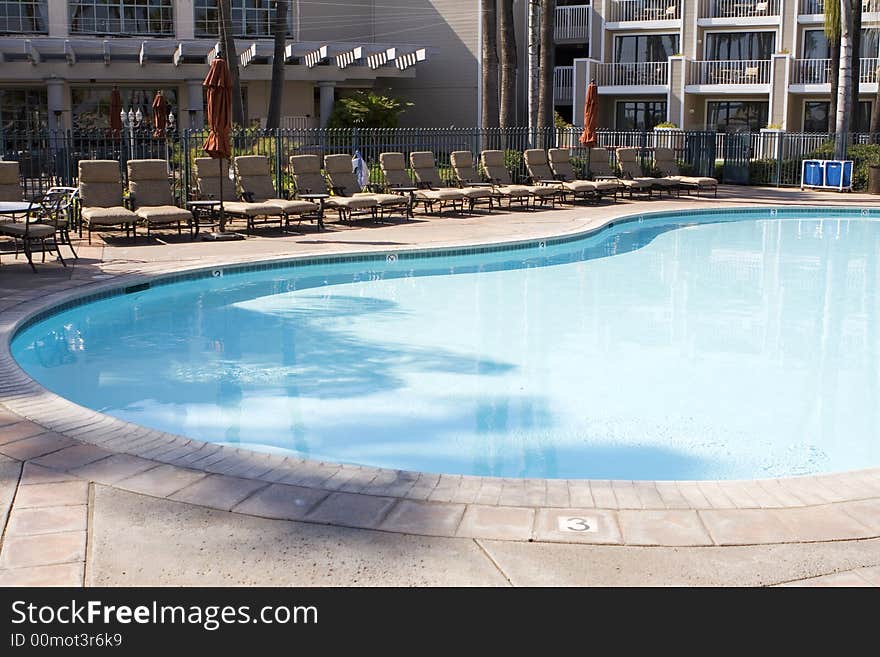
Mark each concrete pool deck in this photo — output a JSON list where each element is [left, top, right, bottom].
[[1, 185, 879, 586]]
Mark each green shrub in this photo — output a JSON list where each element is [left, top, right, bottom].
[[808, 142, 880, 190]]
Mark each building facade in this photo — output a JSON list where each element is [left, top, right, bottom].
[[555, 0, 880, 133], [0, 0, 476, 133]]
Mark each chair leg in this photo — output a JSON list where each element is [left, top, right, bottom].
[[23, 239, 36, 273]]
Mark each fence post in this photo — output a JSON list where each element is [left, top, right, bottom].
[[182, 129, 190, 202], [275, 128, 282, 193], [774, 131, 784, 187]]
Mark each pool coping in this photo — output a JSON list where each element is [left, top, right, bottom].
[[1, 201, 879, 548]]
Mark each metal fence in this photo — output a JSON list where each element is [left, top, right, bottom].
[[0, 126, 876, 197]]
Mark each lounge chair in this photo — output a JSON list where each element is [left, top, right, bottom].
[[480, 150, 558, 208], [548, 148, 620, 201], [323, 154, 410, 220], [523, 149, 599, 202], [290, 154, 378, 224], [126, 159, 193, 237], [193, 157, 284, 234], [77, 160, 139, 243], [653, 147, 718, 197], [379, 152, 465, 215], [587, 148, 653, 198], [234, 155, 318, 231], [0, 161, 66, 272], [450, 150, 530, 209], [615, 148, 679, 197], [410, 151, 494, 213]]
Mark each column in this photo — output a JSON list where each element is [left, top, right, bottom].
[[176, 0, 195, 39], [572, 59, 595, 126], [47, 0, 68, 38], [186, 79, 205, 129], [769, 54, 790, 128], [318, 81, 336, 128], [46, 78, 70, 131], [668, 56, 685, 129]]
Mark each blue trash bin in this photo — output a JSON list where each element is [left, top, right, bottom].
[[803, 160, 823, 187], [825, 160, 844, 188]]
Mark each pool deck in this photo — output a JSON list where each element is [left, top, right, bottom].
[[1, 185, 879, 586]]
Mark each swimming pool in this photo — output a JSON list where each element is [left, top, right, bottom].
[[11, 208, 880, 480]]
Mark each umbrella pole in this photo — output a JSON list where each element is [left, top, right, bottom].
[[219, 159, 226, 232]]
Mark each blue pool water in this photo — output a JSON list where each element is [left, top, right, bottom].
[[11, 211, 880, 480]]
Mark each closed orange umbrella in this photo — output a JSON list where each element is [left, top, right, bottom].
[[202, 55, 233, 231], [578, 80, 599, 148], [152, 91, 168, 137], [109, 87, 122, 136]]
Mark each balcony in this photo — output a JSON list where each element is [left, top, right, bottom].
[[595, 62, 669, 90], [698, 0, 780, 23], [606, 1, 681, 26], [554, 65, 574, 105], [800, 0, 880, 14], [686, 59, 772, 89], [555, 5, 591, 42], [790, 58, 880, 90]]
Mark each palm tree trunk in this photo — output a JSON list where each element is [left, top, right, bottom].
[[499, 0, 517, 129], [852, 6, 862, 130], [835, 0, 855, 160], [826, 0, 841, 134], [266, 0, 288, 130], [536, 0, 555, 128], [219, 0, 245, 127], [481, 0, 499, 129]]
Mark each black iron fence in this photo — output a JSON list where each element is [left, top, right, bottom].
[[1, 126, 878, 197]]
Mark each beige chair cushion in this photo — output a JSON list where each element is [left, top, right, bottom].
[[222, 201, 283, 217], [134, 205, 192, 224], [0, 221, 54, 238], [416, 188, 465, 202], [81, 206, 137, 225], [262, 199, 318, 214], [480, 150, 518, 186], [290, 155, 329, 195], [324, 154, 368, 196], [523, 149, 556, 181], [79, 182, 123, 208], [561, 180, 598, 193], [235, 155, 280, 201], [409, 151, 444, 187], [326, 196, 377, 211], [79, 160, 121, 183], [450, 151, 482, 184], [194, 157, 237, 201], [547, 148, 579, 179], [459, 186, 494, 199], [128, 159, 175, 207], [0, 162, 22, 201], [370, 192, 409, 206], [379, 152, 414, 188], [588, 148, 616, 176], [494, 185, 534, 198]]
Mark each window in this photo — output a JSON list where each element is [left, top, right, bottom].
[[71, 87, 177, 131], [70, 1, 174, 36], [705, 32, 775, 60], [194, 0, 293, 38], [0, 89, 47, 133], [0, 0, 47, 33], [615, 101, 667, 130], [802, 28, 880, 58], [804, 100, 872, 132], [707, 101, 769, 132], [614, 34, 679, 63]]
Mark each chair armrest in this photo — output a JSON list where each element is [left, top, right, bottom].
[[330, 185, 346, 196], [240, 191, 255, 202], [124, 194, 135, 210]]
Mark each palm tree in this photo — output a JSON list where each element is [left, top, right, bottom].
[[498, 0, 517, 128], [851, 6, 862, 130], [536, 0, 555, 128], [266, 0, 288, 130], [481, 0, 499, 128], [826, 0, 840, 134], [834, 0, 856, 159], [218, 0, 244, 126]]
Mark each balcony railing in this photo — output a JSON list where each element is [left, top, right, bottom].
[[596, 61, 669, 86], [687, 59, 772, 85], [554, 66, 574, 105], [699, 0, 780, 18], [800, 0, 880, 13], [791, 58, 880, 84], [608, 0, 681, 22], [554, 4, 591, 41]]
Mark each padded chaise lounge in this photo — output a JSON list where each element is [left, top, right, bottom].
[[290, 154, 379, 224], [523, 149, 599, 202], [616, 148, 679, 197], [480, 150, 558, 208], [586, 148, 653, 198], [78, 160, 139, 243], [548, 148, 620, 201], [193, 157, 284, 234], [126, 159, 193, 237], [410, 151, 494, 212], [379, 152, 465, 215], [653, 147, 718, 197], [323, 154, 410, 220], [234, 155, 318, 231]]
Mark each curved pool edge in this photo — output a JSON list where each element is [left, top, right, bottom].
[[2, 201, 880, 547]]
